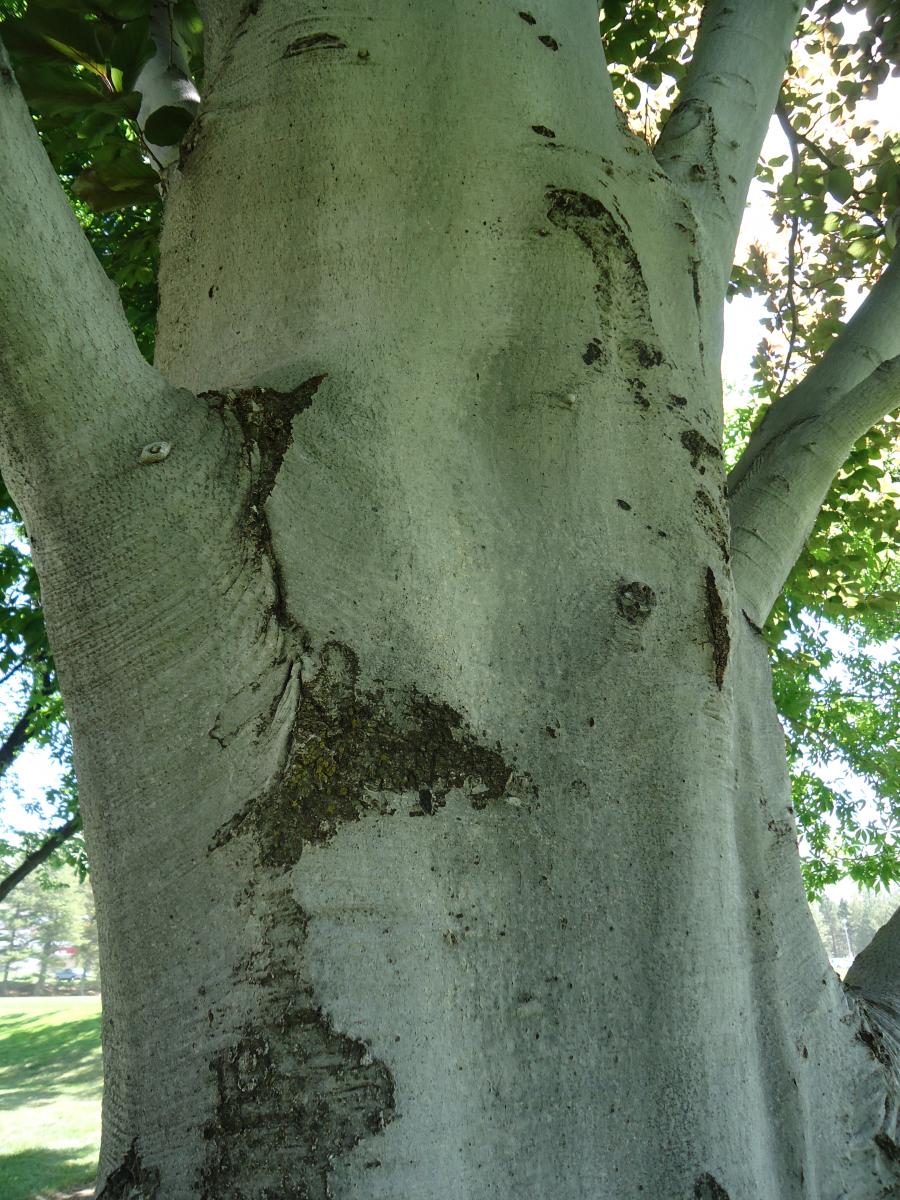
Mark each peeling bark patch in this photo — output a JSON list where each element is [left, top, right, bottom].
[[694, 1174, 730, 1199], [545, 189, 663, 395], [209, 641, 523, 869], [680, 428, 721, 471], [97, 1141, 160, 1199], [616, 581, 656, 625], [283, 32, 346, 56], [202, 894, 394, 1200], [538, 34, 559, 49], [705, 568, 730, 690]]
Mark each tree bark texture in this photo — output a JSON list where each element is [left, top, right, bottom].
[[1, 2, 898, 1198]]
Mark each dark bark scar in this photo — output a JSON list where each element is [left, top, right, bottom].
[[96, 1141, 160, 1199], [283, 32, 347, 57], [208, 640, 528, 868], [680, 428, 721, 472], [694, 1173, 731, 1199], [616, 580, 657, 625], [705, 567, 730, 690], [203, 374, 326, 642]]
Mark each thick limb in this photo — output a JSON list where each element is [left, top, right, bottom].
[[0, 40, 165, 487], [655, 0, 803, 288], [729, 252, 900, 623]]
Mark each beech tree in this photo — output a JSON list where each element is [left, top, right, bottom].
[[2, 1, 900, 1197]]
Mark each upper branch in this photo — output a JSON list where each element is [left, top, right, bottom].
[[728, 254, 900, 623], [0, 39, 158, 474], [654, 0, 802, 287]]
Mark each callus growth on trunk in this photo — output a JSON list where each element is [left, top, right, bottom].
[[1, 2, 899, 1197]]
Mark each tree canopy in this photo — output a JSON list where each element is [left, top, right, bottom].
[[0, 0, 898, 898]]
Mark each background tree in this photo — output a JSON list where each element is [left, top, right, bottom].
[[1, 1, 900, 1198], [0, 861, 96, 986]]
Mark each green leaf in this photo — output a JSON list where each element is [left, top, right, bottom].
[[826, 166, 854, 202], [2, 7, 110, 76], [108, 16, 153, 89]]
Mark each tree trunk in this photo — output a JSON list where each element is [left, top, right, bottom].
[[1, 2, 898, 1198]]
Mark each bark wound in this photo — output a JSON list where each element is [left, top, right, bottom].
[[694, 1174, 731, 1199], [693, 488, 729, 562], [203, 889, 394, 1200], [205, 375, 326, 641], [705, 568, 730, 690], [96, 1141, 160, 1199], [545, 189, 663, 407], [616, 580, 657, 626], [209, 641, 523, 869], [680, 428, 721, 474], [206, 374, 326, 509], [283, 33, 347, 57], [875, 1133, 900, 1163]]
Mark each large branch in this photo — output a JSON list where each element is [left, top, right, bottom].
[[732, 253, 900, 490], [845, 910, 900, 1152], [729, 355, 900, 626], [0, 816, 80, 903], [654, 0, 803, 287], [0, 39, 159, 469], [729, 252, 900, 623]]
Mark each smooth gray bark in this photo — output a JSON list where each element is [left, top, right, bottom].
[[1, 2, 899, 1198]]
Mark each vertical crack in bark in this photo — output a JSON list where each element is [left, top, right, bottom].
[[545, 188, 664, 409], [693, 488, 730, 563], [204, 375, 326, 643], [705, 567, 730, 690]]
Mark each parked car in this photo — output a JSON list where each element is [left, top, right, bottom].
[[54, 968, 86, 981]]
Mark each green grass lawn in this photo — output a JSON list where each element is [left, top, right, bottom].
[[0, 996, 102, 1200]]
